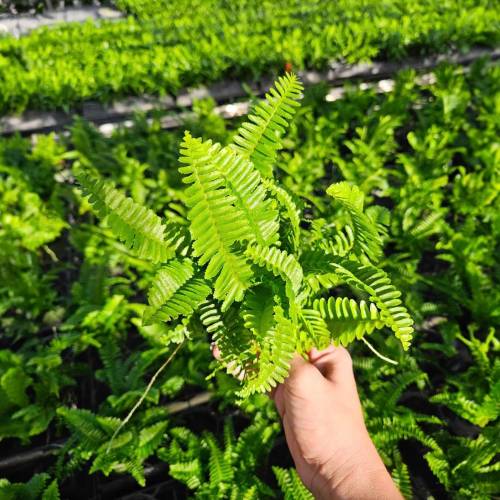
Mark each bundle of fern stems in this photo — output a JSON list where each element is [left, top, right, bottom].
[[75, 73, 414, 435]]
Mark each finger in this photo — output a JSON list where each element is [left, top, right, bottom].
[[285, 353, 319, 382], [226, 360, 246, 380], [308, 344, 336, 362], [269, 355, 307, 410], [309, 345, 356, 387], [211, 344, 245, 380], [211, 343, 221, 360], [271, 383, 285, 418], [272, 354, 319, 417]]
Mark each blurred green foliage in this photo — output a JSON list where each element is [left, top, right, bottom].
[[0, 60, 498, 498], [0, 0, 498, 114]]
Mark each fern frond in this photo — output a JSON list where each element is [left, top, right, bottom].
[[327, 182, 383, 262], [41, 479, 60, 500], [327, 225, 355, 257], [238, 486, 259, 500], [371, 415, 440, 453], [245, 244, 303, 296], [222, 421, 236, 466], [239, 305, 296, 397], [199, 300, 252, 370], [163, 220, 191, 256], [0, 473, 51, 500], [455, 430, 499, 474], [374, 370, 427, 412], [205, 433, 233, 486], [241, 286, 275, 340], [313, 297, 384, 346], [391, 451, 413, 499], [137, 421, 168, 459], [264, 179, 301, 251], [331, 259, 414, 349], [430, 391, 498, 427], [232, 73, 303, 177], [122, 458, 146, 486], [235, 417, 278, 470], [143, 258, 210, 324], [179, 133, 254, 309], [365, 206, 390, 240], [300, 248, 341, 293], [410, 211, 442, 239], [273, 466, 313, 500], [305, 273, 342, 294], [163, 426, 201, 458], [75, 166, 175, 263], [300, 308, 331, 350], [168, 459, 203, 489], [216, 146, 279, 245], [424, 450, 450, 488], [56, 407, 109, 449]]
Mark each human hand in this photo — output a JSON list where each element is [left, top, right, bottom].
[[272, 346, 402, 499]]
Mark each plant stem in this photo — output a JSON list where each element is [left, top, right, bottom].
[[361, 337, 398, 365], [106, 341, 184, 453]]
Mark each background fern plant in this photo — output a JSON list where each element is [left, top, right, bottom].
[[75, 73, 414, 399], [1, 59, 498, 498]]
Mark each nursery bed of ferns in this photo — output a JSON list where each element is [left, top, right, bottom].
[[0, 60, 499, 499], [0, 0, 499, 116]]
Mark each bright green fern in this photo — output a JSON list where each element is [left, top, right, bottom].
[[74, 73, 414, 398]]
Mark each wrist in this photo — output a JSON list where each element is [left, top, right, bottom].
[[311, 441, 402, 500], [327, 463, 401, 500]]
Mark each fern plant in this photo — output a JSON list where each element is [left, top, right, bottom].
[[56, 406, 170, 486], [0, 473, 60, 500], [157, 416, 278, 498], [74, 73, 414, 398], [273, 466, 314, 500]]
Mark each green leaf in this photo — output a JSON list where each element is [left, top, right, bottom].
[[273, 466, 313, 500], [179, 133, 254, 309], [240, 305, 297, 396], [41, 480, 60, 500], [75, 166, 175, 263], [216, 145, 279, 245], [331, 259, 414, 349], [327, 182, 383, 262], [233, 73, 303, 177], [1, 367, 32, 407], [245, 244, 303, 296], [144, 258, 211, 324], [312, 297, 385, 346]]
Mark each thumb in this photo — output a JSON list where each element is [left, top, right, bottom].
[[309, 345, 356, 389], [272, 354, 322, 418], [286, 353, 324, 386]]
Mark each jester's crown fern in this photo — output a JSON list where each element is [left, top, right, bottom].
[[75, 73, 414, 397], [232, 73, 303, 177], [74, 166, 176, 263]]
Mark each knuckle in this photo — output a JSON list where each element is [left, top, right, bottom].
[[335, 346, 353, 367]]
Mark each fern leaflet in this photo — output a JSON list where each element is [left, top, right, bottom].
[[245, 244, 303, 296], [233, 73, 303, 177], [216, 145, 279, 245], [313, 297, 385, 346], [75, 166, 175, 263], [327, 182, 383, 262], [143, 258, 211, 324], [331, 259, 414, 349], [179, 133, 254, 309], [239, 305, 296, 397], [273, 466, 313, 500], [264, 179, 301, 251]]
